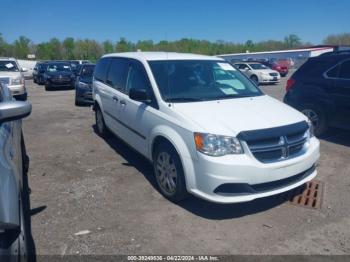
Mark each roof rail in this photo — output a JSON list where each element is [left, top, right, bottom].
[[319, 50, 350, 57]]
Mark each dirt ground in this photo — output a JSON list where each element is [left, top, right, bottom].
[[23, 75, 350, 256]]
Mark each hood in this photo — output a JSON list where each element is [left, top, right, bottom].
[[171, 95, 307, 136], [78, 76, 93, 84], [46, 71, 73, 77], [0, 71, 23, 78]]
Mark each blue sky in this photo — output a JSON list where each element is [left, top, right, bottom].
[[1, 0, 349, 44]]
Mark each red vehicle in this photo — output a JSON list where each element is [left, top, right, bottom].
[[253, 60, 289, 77]]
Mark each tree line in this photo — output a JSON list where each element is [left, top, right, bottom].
[[0, 33, 349, 62]]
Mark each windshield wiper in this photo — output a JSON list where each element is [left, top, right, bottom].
[[165, 97, 204, 102], [208, 94, 255, 100]]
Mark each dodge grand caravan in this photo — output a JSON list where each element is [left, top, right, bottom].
[[92, 52, 320, 204]]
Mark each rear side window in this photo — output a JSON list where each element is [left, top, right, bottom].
[[94, 58, 111, 83], [339, 60, 350, 79], [295, 58, 332, 78], [106, 58, 129, 91], [326, 64, 340, 78]]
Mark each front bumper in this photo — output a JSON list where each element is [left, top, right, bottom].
[[260, 75, 281, 83], [7, 84, 26, 96], [188, 137, 320, 203], [76, 88, 93, 103], [47, 78, 73, 87]]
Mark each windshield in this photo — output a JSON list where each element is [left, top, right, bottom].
[[0, 61, 19, 72], [80, 65, 95, 76], [47, 63, 71, 72], [249, 63, 268, 70], [149, 60, 262, 102]]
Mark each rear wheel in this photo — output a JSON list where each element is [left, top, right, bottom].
[[300, 104, 328, 136], [75, 94, 82, 106], [153, 142, 188, 202]]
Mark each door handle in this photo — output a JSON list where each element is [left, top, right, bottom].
[[112, 96, 119, 102], [120, 100, 126, 106]]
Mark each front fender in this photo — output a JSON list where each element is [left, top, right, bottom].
[[93, 93, 104, 112], [149, 125, 197, 190]]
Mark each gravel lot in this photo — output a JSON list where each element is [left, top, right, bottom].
[[23, 75, 350, 256]]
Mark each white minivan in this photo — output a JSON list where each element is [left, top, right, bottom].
[[92, 52, 320, 204]]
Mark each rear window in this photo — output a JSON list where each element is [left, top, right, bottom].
[[94, 58, 111, 83]]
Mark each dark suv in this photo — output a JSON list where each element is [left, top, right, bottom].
[[32, 62, 47, 85], [74, 63, 95, 106], [284, 52, 350, 136]]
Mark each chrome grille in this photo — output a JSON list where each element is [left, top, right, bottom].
[[237, 122, 309, 163], [0, 77, 10, 85]]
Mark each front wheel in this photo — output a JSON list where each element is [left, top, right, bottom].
[[95, 106, 110, 138], [250, 75, 259, 84], [300, 104, 328, 136], [153, 142, 189, 202]]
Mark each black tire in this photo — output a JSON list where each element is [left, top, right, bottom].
[[18, 192, 29, 262], [95, 105, 110, 138], [33, 78, 37, 84], [153, 142, 189, 202], [250, 75, 259, 84], [44, 84, 50, 91], [75, 96, 81, 106], [299, 103, 328, 136]]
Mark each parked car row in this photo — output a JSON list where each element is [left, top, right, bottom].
[[28, 51, 349, 205], [33, 60, 95, 106]]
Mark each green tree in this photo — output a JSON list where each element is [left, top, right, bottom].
[[284, 34, 301, 48], [323, 33, 350, 45], [115, 37, 134, 52], [13, 36, 31, 59], [102, 40, 114, 54], [62, 37, 75, 59]]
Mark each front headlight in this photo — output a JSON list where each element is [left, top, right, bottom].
[[194, 132, 243, 156], [11, 77, 24, 85], [306, 119, 314, 138], [78, 81, 89, 88]]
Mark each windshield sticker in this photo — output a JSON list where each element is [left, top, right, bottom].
[[218, 63, 236, 71], [5, 63, 14, 69]]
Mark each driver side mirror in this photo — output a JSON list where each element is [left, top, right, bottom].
[[0, 101, 32, 123], [21, 67, 28, 72], [129, 88, 151, 103]]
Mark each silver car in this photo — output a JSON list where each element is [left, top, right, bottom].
[[0, 58, 28, 101], [0, 83, 32, 261]]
